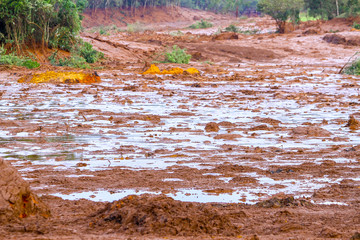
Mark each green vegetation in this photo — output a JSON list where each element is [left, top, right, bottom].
[[344, 59, 360, 75], [0, 0, 83, 52], [304, 0, 360, 20], [257, 0, 304, 33], [86, 0, 259, 16], [127, 22, 146, 33], [189, 20, 213, 29], [49, 41, 103, 69], [0, 0, 103, 68], [0, 46, 40, 69], [353, 22, 360, 30], [224, 24, 259, 34], [225, 24, 240, 32], [165, 45, 191, 64]]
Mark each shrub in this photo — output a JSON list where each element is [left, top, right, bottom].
[[353, 22, 360, 30], [0, 46, 40, 69], [49, 52, 89, 69], [77, 42, 104, 63], [224, 24, 239, 33], [189, 19, 213, 29], [165, 45, 191, 64]]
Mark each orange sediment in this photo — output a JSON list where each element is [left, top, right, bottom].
[[142, 64, 200, 75], [18, 71, 101, 84]]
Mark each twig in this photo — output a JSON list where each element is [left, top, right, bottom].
[[339, 51, 359, 74]]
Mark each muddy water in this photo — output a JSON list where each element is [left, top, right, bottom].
[[1, 60, 359, 206]]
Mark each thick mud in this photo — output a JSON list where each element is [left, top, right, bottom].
[[1, 9, 360, 239]]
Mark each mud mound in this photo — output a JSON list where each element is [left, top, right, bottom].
[[291, 126, 331, 137], [188, 43, 280, 62], [0, 158, 50, 223], [205, 122, 220, 132], [345, 115, 360, 130], [256, 196, 312, 208], [91, 194, 241, 236], [323, 34, 360, 46]]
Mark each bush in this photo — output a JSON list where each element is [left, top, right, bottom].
[[165, 45, 191, 64], [189, 19, 213, 29]]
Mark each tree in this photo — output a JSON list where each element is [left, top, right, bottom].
[[257, 0, 304, 33]]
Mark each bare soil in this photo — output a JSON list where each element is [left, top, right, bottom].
[[1, 7, 360, 240]]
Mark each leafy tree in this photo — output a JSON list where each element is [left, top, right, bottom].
[[257, 0, 304, 33], [305, 0, 360, 19], [0, 0, 83, 52]]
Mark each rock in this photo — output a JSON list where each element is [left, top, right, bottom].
[[205, 122, 220, 132], [0, 158, 50, 223]]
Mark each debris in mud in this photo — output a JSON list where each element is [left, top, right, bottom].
[[323, 34, 360, 46], [212, 32, 238, 41], [18, 71, 101, 84], [291, 126, 331, 137], [302, 28, 320, 35], [350, 232, 360, 240], [256, 196, 312, 208], [142, 64, 199, 75], [323, 34, 347, 45], [0, 158, 50, 223], [345, 115, 360, 130], [90, 194, 241, 236], [205, 122, 220, 132]]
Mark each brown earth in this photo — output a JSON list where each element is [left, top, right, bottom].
[[1, 6, 360, 240]]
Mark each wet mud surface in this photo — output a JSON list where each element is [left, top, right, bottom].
[[1, 14, 360, 239]]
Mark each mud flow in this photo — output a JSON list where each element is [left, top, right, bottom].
[[0, 13, 360, 239]]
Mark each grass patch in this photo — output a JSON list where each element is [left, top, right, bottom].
[[344, 59, 360, 75], [189, 19, 213, 29], [224, 24, 259, 35], [0, 46, 40, 69], [165, 45, 191, 64], [299, 12, 322, 22], [224, 24, 239, 33], [127, 22, 146, 33]]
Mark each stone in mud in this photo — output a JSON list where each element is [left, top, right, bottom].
[[205, 122, 220, 132], [319, 227, 342, 238], [91, 194, 241, 236], [345, 115, 360, 130], [291, 126, 331, 137], [0, 158, 50, 223], [256, 196, 312, 208]]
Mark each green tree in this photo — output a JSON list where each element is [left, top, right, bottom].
[[257, 0, 304, 33]]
